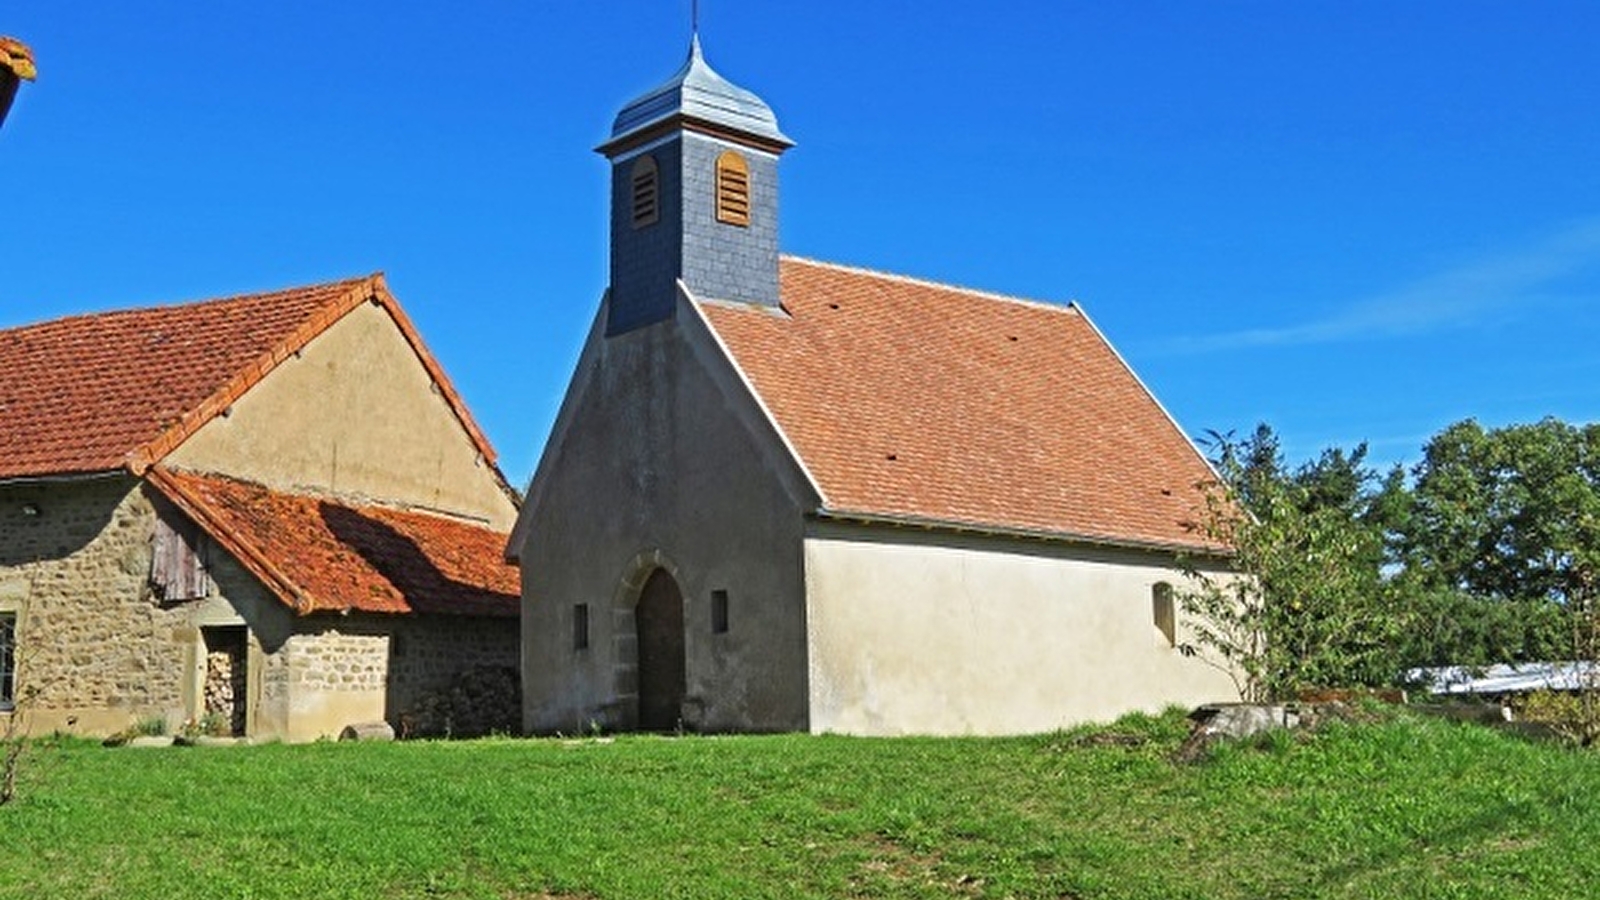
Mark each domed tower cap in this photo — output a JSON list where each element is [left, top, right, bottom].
[[598, 36, 793, 156]]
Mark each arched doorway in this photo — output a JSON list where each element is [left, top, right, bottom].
[[635, 568, 686, 731]]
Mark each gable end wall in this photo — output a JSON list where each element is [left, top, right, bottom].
[[519, 297, 815, 733], [166, 302, 515, 529]]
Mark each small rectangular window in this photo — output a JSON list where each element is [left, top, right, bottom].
[[573, 603, 590, 651], [1152, 583, 1176, 648], [0, 613, 15, 710], [711, 590, 729, 635]]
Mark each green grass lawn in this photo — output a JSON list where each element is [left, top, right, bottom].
[[1, 709, 1596, 899]]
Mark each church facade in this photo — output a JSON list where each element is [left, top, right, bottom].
[[509, 40, 1237, 736]]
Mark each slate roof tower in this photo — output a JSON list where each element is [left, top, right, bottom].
[[596, 37, 793, 335]]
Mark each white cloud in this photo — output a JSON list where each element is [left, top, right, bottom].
[[1160, 218, 1600, 354]]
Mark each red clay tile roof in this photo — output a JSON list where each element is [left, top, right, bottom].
[[1, 38, 35, 81], [0, 274, 500, 480], [695, 257, 1219, 551], [149, 467, 519, 617]]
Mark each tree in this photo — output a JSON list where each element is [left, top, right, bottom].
[[1178, 426, 1406, 701], [1401, 418, 1600, 739], [1404, 418, 1600, 608]]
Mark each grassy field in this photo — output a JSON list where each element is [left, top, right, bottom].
[[1, 708, 1596, 899]]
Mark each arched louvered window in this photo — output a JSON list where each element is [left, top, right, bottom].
[[630, 155, 659, 228], [715, 150, 750, 227]]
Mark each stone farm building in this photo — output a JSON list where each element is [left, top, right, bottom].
[[510, 40, 1238, 736], [0, 275, 520, 742]]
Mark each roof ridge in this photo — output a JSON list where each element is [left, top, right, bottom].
[[127, 274, 384, 473], [780, 255, 1081, 317], [0, 274, 376, 336]]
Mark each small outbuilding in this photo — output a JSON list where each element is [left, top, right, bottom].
[[0, 275, 521, 741]]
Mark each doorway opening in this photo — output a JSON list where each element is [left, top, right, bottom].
[[201, 626, 248, 737], [634, 568, 686, 732]]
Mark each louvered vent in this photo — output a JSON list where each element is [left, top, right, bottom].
[[715, 150, 750, 227], [630, 155, 659, 228]]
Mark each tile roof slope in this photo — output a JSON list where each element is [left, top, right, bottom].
[[0, 274, 504, 483], [150, 467, 519, 617], [0, 277, 370, 479], [1, 37, 36, 80], [696, 257, 1219, 551]]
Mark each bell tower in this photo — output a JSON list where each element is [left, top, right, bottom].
[[597, 37, 793, 336]]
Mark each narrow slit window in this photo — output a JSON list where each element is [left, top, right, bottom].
[[631, 155, 659, 228], [1152, 583, 1176, 648], [715, 150, 750, 227], [573, 603, 590, 651], [0, 612, 15, 710], [711, 590, 730, 635]]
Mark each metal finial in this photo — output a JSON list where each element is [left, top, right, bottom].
[[692, 0, 700, 38]]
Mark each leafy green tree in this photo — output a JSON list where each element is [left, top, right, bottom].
[[1179, 427, 1406, 700], [1400, 418, 1600, 736], [1404, 418, 1600, 607]]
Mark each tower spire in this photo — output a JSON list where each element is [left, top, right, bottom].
[[598, 28, 792, 334]]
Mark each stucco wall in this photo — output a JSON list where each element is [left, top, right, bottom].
[[166, 301, 516, 529], [803, 522, 1239, 736], [517, 296, 817, 734]]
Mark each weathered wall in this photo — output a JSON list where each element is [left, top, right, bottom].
[[0, 477, 294, 737], [387, 614, 519, 725], [203, 613, 519, 743], [166, 301, 516, 529], [0, 477, 517, 742], [271, 627, 388, 743], [803, 522, 1239, 736], [517, 295, 817, 734]]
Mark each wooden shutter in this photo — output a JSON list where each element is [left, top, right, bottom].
[[151, 510, 212, 602], [715, 151, 750, 227], [631, 155, 659, 228]]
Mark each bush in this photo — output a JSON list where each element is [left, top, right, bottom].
[[1514, 689, 1600, 746]]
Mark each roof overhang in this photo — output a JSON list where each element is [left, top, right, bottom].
[[597, 112, 794, 158], [0, 470, 127, 488], [810, 507, 1231, 559]]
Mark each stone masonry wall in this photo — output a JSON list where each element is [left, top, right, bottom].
[[285, 629, 389, 694], [0, 477, 300, 737], [0, 476, 518, 740], [0, 476, 186, 733], [388, 614, 520, 734]]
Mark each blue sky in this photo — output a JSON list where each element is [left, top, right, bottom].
[[4, 2, 1597, 485]]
